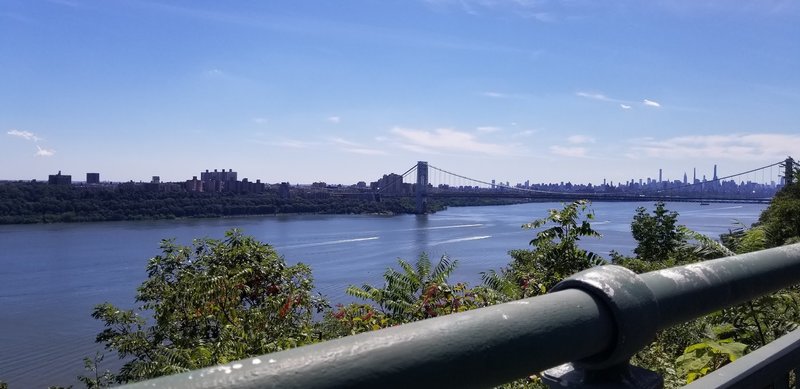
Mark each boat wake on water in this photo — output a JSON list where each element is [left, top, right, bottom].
[[277, 236, 380, 249], [430, 235, 492, 246], [406, 223, 484, 231]]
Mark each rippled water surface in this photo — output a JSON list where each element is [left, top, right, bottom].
[[0, 202, 766, 387]]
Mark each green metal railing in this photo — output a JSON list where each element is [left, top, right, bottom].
[[124, 243, 800, 388]]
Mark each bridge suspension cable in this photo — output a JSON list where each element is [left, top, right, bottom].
[[372, 157, 790, 202], [427, 164, 582, 195], [651, 160, 785, 194], [374, 164, 417, 195]]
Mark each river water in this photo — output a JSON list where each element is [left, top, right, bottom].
[[0, 201, 766, 387]]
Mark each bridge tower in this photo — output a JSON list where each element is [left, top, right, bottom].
[[785, 156, 796, 185], [415, 161, 428, 214]]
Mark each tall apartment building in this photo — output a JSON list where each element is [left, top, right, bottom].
[[370, 173, 411, 195], [185, 169, 264, 193], [86, 173, 100, 184], [48, 171, 71, 185], [186, 176, 202, 192], [200, 169, 238, 183]]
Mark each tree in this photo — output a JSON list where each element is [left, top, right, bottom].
[[91, 229, 326, 384], [484, 200, 604, 300], [631, 202, 684, 261], [77, 352, 115, 389], [675, 325, 747, 384], [334, 254, 495, 330], [758, 170, 800, 247], [720, 222, 767, 254]]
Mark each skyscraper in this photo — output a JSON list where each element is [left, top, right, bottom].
[[713, 164, 718, 181]]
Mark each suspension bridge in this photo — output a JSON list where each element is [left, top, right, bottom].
[[367, 157, 797, 214]]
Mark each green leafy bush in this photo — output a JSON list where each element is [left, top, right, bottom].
[[91, 229, 326, 384]]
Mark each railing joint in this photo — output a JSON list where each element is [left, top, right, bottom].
[[551, 265, 660, 369], [541, 362, 662, 389]]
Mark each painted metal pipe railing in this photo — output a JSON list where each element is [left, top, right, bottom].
[[124, 243, 800, 388]]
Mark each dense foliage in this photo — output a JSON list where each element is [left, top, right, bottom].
[[483, 199, 604, 300], [758, 172, 800, 247], [0, 182, 438, 224], [90, 230, 326, 384], [0, 182, 642, 225], [331, 254, 496, 333], [631, 201, 684, 261]]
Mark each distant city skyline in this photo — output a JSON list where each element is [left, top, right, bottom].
[[18, 159, 786, 189], [2, 1, 799, 185]]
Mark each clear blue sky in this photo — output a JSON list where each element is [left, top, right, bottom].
[[2, 0, 799, 185]]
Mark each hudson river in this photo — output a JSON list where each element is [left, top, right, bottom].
[[0, 202, 767, 387]]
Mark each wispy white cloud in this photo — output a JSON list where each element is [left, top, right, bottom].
[[201, 68, 248, 82], [341, 147, 387, 156], [578, 91, 665, 109], [9, 129, 56, 157], [330, 137, 359, 147], [330, 137, 386, 155], [7, 129, 42, 142], [390, 127, 514, 155], [653, 1, 800, 17], [455, 0, 479, 15], [327, 116, 341, 124], [47, 0, 80, 7], [481, 91, 509, 98], [576, 91, 614, 102], [255, 139, 318, 149], [549, 145, 588, 158], [476, 126, 502, 133], [577, 91, 635, 106], [567, 135, 595, 144], [628, 133, 800, 160], [480, 91, 532, 100], [550, 134, 595, 157], [255, 136, 385, 155], [519, 11, 557, 22], [423, 0, 562, 21], [643, 99, 661, 108], [513, 129, 537, 138], [134, 1, 538, 59], [35, 145, 55, 157], [252, 117, 268, 124], [203, 68, 224, 77], [431, 1, 800, 21]]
